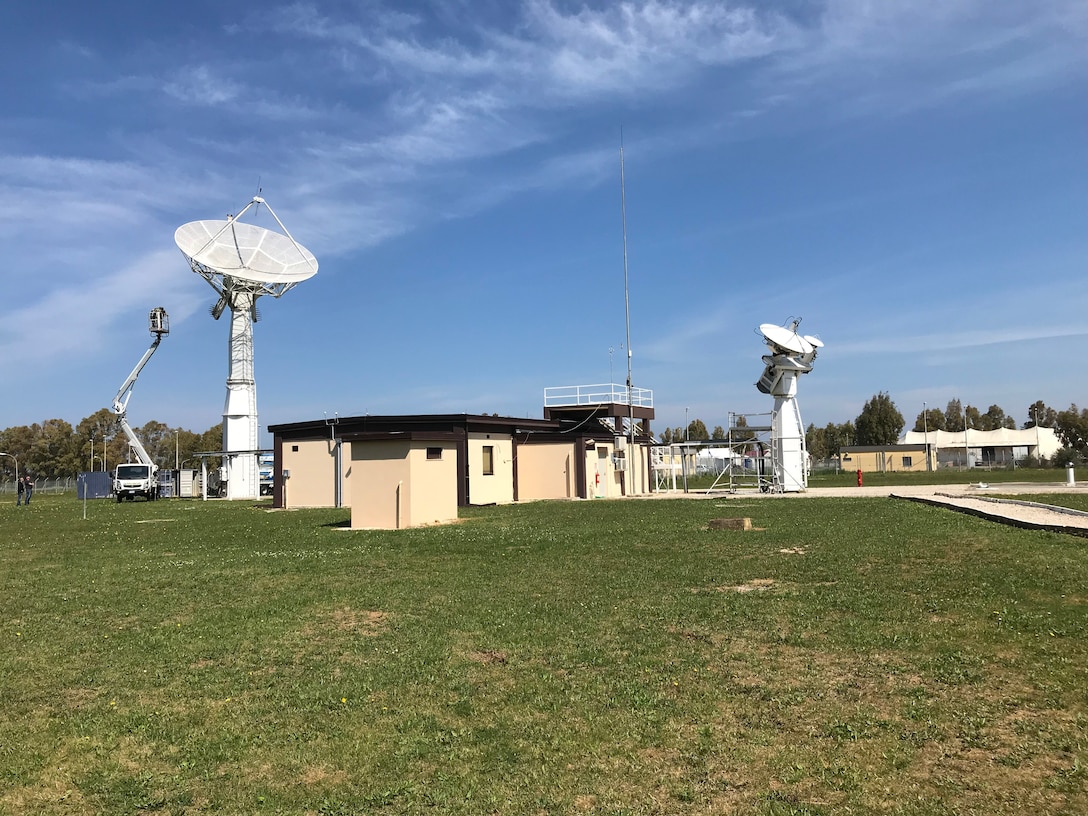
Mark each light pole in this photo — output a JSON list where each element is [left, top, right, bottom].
[[685, 407, 689, 441], [923, 401, 931, 471], [0, 453, 18, 496], [963, 404, 970, 469], [1033, 406, 1042, 464]]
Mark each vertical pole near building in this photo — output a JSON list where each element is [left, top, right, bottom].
[[966, 406, 974, 470], [326, 414, 341, 508], [1035, 407, 1041, 462], [620, 134, 635, 494], [923, 401, 931, 471]]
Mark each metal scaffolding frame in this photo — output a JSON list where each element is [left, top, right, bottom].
[[705, 411, 778, 493]]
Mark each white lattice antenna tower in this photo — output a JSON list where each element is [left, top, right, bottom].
[[175, 196, 318, 499], [755, 319, 823, 492]]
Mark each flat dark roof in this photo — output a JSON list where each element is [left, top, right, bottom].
[[268, 412, 613, 440]]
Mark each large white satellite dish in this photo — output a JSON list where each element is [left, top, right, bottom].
[[175, 195, 318, 501], [174, 219, 318, 285], [175, 196, 318, 293]]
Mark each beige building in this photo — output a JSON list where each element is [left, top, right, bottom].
[[269, 391, 655, 529], [900, 427, 1060, 467], [839, 443, 935, 473]]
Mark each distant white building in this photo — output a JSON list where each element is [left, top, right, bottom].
[[899, 427, 1060, 467]]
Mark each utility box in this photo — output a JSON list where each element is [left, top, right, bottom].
[[77, 471, 112, 499]]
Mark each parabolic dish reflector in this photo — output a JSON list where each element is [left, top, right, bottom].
[[759, 323, 814, 355], [174, 220, 318, 284]]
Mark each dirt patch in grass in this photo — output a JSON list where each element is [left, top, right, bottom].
[[300, 764, 348, 786], [573, 793, 598, 810], [61, 686, 100, 710], [469, 649, 509, 665], [301, 607, 390, 639], [666, 625, 718, 645], [722, 578, 776, 593], [0, 778, 95, 816], [905, 742, 1080, 811], [331, 607, 389, 634]]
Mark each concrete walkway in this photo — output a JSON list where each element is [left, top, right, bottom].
[[893, 491, 1088, 537], [648, 480, 1088, 536]]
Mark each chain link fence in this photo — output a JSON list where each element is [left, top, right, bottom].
[[0, 478, 75, 496]]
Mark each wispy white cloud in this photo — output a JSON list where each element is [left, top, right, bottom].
[[163, 65, 242, 106], [835, 326, 1088, 357], [769, 0, 1088, 117], [0, 249, 203, 371]]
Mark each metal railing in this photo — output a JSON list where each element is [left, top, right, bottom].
[[544, 383, 653, 409]]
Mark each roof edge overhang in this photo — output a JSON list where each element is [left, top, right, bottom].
[[270, 413, 564, 438], [544, 403, 655, 422]]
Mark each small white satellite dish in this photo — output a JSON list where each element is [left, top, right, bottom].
[[753, 317, 824, 494], [174, 219, 317, 285], [759, 322, 813, 355]]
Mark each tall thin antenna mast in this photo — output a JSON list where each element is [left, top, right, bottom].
[[620, 133, 635, 490]]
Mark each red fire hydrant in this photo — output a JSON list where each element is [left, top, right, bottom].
[[856, 469, 863, 487]]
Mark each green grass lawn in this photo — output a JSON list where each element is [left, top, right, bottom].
[[678, 466, 1069, 492], [2, 493, 1086, 814]]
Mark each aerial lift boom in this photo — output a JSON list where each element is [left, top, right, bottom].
[[111, 308, 169, 500]]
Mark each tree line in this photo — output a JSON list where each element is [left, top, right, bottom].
[[0, 408, 222, 480], [810, 396, 1088, 464], [657, 396, 1088, 465], [5, 396, 1088, 480]]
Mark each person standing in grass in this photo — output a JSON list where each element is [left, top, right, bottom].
[[16, 476, 24, 506], [23, 475, 33, 505]]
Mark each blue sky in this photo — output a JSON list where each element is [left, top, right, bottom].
[[1, 0, 1085, 441]]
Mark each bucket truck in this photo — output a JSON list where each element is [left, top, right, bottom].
[[112, 308, 169, 501]]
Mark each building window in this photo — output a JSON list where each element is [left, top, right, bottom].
[[291, 445, 299, 452], [426, 447, 443, 460], [482, 445, 494, 475], [902, 456, 913, 468]]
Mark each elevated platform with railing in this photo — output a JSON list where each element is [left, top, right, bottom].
[[543, 384, 655, 421]]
